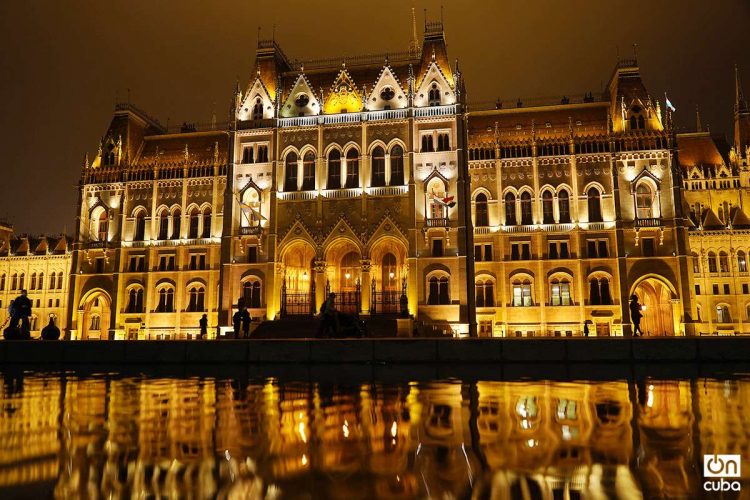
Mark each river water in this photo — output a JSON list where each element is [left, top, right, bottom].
[[0, 369, 748, 499]]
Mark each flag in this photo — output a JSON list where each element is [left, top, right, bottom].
[[240, 201, 267, 221], [431, 190, 456, 209], [665, 94, 676, 112]]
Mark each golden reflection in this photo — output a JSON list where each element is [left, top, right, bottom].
[[0, 373, 749, 498]]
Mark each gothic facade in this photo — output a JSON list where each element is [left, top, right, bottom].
[[63, 20, 750, 339]]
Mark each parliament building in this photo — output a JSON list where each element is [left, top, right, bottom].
[[8, 17, 743, 339]]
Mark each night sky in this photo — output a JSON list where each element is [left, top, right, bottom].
[[1, 0, 748, 234]]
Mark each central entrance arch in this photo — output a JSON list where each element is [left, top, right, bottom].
[[79, 290, 111, 340], [632, 277, 676, 336]]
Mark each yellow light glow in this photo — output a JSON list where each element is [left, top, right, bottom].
[[390, 421, 398, 438], [342, 420, 349, 438]]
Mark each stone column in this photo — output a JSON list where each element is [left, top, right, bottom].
[[314, 260, 327, 313], [360, 259, 371, 315]]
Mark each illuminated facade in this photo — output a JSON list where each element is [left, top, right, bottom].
[[62, 18, 750, 338], [0, 223, 71, 336]]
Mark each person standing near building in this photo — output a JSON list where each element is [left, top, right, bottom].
[[232, 309, 242, 339], [241, 308, 251, 338], [583, 319, 590, 337], [199, 314, 208, 339], [629, 295, 644, 337], [12, 290, 32, 339]]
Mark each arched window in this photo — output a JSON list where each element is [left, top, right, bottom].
[[390, 146, 404, 185], [156, 287, 175, 313], [630, 116, 638, 130], [242, 280, 262, 308], [187, 286, 206, 312], [635, 184, 654, 219], [38, 273, 44, 290], [428, 275, 450, 305], [158, 209, 169, 240], [134, 210, 146, 241], [252, 98, 263, 120], [475, 193, 489, 227], [520, 192, 533, 225], [302, 152, 316, 191], [719, 251, 729, 273], [382, 253, 398, 290], [97, 211, 109, 241], [340, 252, 360, 291], [550, 278, 572, 306], [558, 190, 571, 223], [428, 83, 441, 106], [57, 272, 63, 290], [30, 273, 37, 290], [90, 314, 101, 331], [19, 273, 24, 290], [717, 305, 731, 323], [589, 277, 612, 305], [11, 273, 17, 290], [202, 207, 212, 238], [692, 252, 700, 274], [49, 273, 56, 290], [707, 252, 718, 273], [0, 274, 5, 291], [587, 187, 602, 223], [638, 115, 645, 129], [542, 191, 554, 224], [284, 152, 298, 192], [345, 149, 359, 188], [127, 287, 144, 313], [187, 208, 200, 239], [511, 279, 533, 307], [171, 209, 181, 240], [475, 278, 495, 307], [738, 251, 747, 273], [505, 193, 517, 226], [242, 146, 254, 164], [422, 134, 434, 152], [371, 146, 386, 187], [327, 149, 341, 189]]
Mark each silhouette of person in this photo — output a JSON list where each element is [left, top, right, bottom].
[[583, 319, 590, 337], [241, 308, 251, 338], [12, 290, 32, 339], [199, 314, 208, 339], [232, 310, 242, 339], [630, 295, 644, 337]]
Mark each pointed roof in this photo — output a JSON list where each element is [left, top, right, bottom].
[[731, 207, 750, 229], [701, 208, 725, 230], [735, 65, 750, 153], [677, 132, 727, 169]]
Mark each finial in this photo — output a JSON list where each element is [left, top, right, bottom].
[[184, 143, 189, 162], [431, 47, 436, 62], [696, 105, 703, 133], [410, 7, 418, 55], [632, 43, 638, 61], [84, 153, 90, 168], [384, 54, 389, 66]]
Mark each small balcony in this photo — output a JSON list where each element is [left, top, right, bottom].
[[635, 217, 662, 228], [426, 218, 449, 228], [240, 226, 263, 236]]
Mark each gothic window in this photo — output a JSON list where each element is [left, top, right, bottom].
[[738, 251, 747, 273], [284, 152, 298, 192], [691, 252, 700, 274], [0, 274, 5, 291], [19, 273, 24, 290], [421, 134, 435, 152], [38, 273, 44, 290], [242, 280, 262, 308], [156, 287, 175, 313], [371, 146, 386, 187], [428, 83, 441, 106], [511, 279, 533, 307], [635, 183, 654, 219], [345, 149, 359, 188], [90, 314, 101, 331], [505, 193, 517, 226], [202, 207, 212, 238], [302, 152, 316, 191], [437, 133, 450, 151], [242, 146, 254, 164], [390, 145, 404, 185], [252, 98, 263, 120], [542, 191, 554, 224], [295, 93, 310, 108], [587, 187, 603, 222], [638, 115, 645, 129], [520, 192, 533, 225], [189, 208, 200, 239], [550, 278, 572, 306], [380, 86, 395, 101], [475, 193, 489, 227], [717, 305, 731, 323], [589, 277, 612, 305], [127, 287, 144, 313], [428, 275, 450, 305], [158, 209, 169, 240], [57, 272, 64, 290], [327, 149, 341, 189], [475, 278, 495, 307], [719, 251, 729, 273], [97, 211, 109, 241], [558, 190, 571, 223], [171, 209, 182, 240], [257, 144, 269, 162], [187, 286, 206, 312], [134, 210, 146, 241], [708, 252, 718, 273], [381, 253, 398, 290], [30, 273, 37, 290]]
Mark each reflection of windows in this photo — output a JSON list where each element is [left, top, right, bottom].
[[512, 279, 533, 306], [475, 279, 494, 307], [595, 401, 621, 424], [428, 276, 449, 305], [556, 399, 577, 420], [516, 396, 537, 429]]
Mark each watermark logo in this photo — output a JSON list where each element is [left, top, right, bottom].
[[704, 454, 741, 492]]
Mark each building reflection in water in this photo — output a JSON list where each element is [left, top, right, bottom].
[[0, 373, 748, 499]]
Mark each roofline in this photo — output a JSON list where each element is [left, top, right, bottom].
[[142, 129, 229, 142], [468, 100, 608, 118]]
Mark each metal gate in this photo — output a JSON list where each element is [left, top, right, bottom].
[[325, 279, 360, 315], [281, 276, 316, 317]]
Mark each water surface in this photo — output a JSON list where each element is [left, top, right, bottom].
[[1, 370, 748, 499]]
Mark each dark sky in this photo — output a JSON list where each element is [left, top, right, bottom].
[[1, 0, 748, 234]]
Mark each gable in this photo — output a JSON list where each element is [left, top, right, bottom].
[[238, 77, 274, 121], [368, 66, 408, 110], [324, 68, 362, 114], [280, 74, 321, 118], [414, 62, 455, 107]]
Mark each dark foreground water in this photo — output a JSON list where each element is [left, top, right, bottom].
[[0, 369, 749, 499]]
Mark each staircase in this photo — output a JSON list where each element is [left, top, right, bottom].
[[250, 315, 400, 339]]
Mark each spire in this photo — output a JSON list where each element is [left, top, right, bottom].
[[696, 105, 703, 133], [736, 64, 748, 115], [409, 7, 419, 55]]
